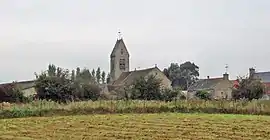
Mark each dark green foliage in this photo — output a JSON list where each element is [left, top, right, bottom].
[[96, 67, 101, 84], [195, 90, 211, 100], [48, 64, 56, 77], [79, 68, 94, 84], [160, 88, 179, 102], [130, 75, 162, 100], [101, 71, 106, 84], [34, 64, 101, 103], [232, 77, 264, 100], [76, 67, 81, 79], [71, 70, 75, 81], [163, 61, 199, 90], [0, 83, 30, 103], [35, 69, 75, 103], [80, 84, 101, 101], [128, 75, 179, 101], [91, 69, 96, 82]]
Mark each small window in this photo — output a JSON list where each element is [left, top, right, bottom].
[[121, 49, 124, 54]]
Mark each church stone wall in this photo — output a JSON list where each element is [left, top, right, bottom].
[[110, 39, 129, 82], [147, 68, 172, 89]]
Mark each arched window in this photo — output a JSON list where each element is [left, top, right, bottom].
[[121, 49, 124, 55], [119, 59, 125, 70]]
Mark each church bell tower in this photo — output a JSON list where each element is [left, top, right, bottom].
[[110, 31, 130, 82]]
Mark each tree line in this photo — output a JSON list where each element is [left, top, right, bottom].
[[45, 64, 110, 85], [34, 64, 113, 102], [0, 61, 266, 103]]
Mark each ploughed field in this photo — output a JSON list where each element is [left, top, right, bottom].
[[1, 113, 270, 140]]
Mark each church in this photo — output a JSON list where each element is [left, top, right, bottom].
[[105, 33, 172, 93]]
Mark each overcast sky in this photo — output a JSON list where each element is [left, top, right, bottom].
[[0, 0, 270, 82]]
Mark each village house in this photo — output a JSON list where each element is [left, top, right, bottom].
[[249, 68, 270, 97], [0, 80, 36, 97], [187, 73, 235, 100]]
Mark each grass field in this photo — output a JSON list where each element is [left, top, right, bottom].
[[1, 113, 270, 140]]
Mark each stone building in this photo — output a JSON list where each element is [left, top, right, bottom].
[[107, 36, 172, 91], [109, 38, 130, 82], [0, 80, 37, 97], [187, 73, 235, 99], [249, 68, 270, 95]]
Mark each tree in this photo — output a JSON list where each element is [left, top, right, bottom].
[[35, 67, 74, 103], [76, 67, 81, 79], [106, 73, 111, 84], [91, 69, 96, 82], [35, 64, 101, 103], [96, 67, 101, 84], [0, 82, 29, 103], [80, 68, 93, 84], [160, 88, 180, 102], [163, 61, 199, 90], [129, 75, 162, 100], [180, 61, 199, 88], [195, 90, 211, 100], [71, 70, 75, 81], [48, 64, 56, 77], [101, 71, 106, 84], [232, 76, 264, 100], [163, 63, 181, 80], [80, 84, 101, 101]]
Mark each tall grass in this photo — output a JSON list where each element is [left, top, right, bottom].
[[1, 100, 270, 119]]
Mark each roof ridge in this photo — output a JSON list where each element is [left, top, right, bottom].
[[121, 72, 132, 84], [129, 67, 156, 72], [256, 71, 270, 74], [120, 67, 158, 85], [0, 79, 36, 85], [201, 77, 223, 80]]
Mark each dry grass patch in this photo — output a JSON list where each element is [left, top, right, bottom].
[[1, 113, 270, 140]]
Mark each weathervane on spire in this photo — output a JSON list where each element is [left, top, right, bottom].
[[117, 29, 122, 40], [225, 64, 229, 74]]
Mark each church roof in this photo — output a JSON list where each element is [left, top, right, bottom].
[[110, 39, 129, 57], [112, 67, 160, 86], [0, 80, 36, 90], [253, 72, 270, 83]]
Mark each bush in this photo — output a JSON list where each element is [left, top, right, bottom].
[[0, 83, 30, 103], [232, 77, 264, 100], [81, 84, 101, 101], [34, 64, 101, 103], [35, 72, 75, 103], [160, 88, 179, 102], [195, 90, 211, 100], [129, 75, 162, 100]]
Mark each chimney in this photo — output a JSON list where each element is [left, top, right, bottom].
[[223, 73, 229, 80], [249, 68, 255, 78]]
